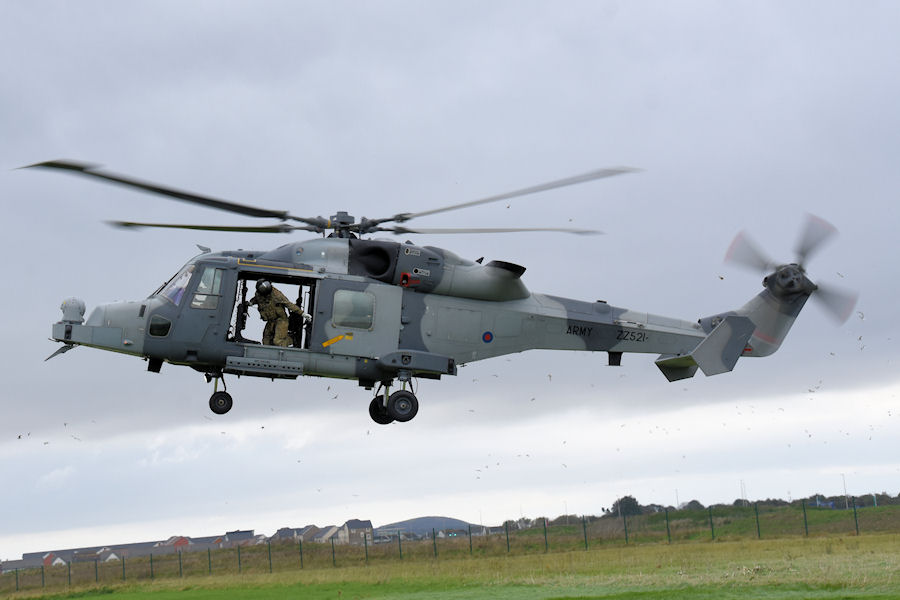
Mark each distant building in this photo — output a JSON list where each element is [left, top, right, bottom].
[[337, 520, 373, 545], [271, 525, 319, 543], [313, 526, 339, 543]]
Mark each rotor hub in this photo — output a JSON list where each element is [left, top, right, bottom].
[[764, 264, 817, 298]]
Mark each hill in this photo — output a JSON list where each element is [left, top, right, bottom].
[[375, 516, 476, 537]]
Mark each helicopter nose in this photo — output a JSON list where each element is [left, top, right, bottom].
[[84, 301, 148, 348], [52, 299, 148, 355]]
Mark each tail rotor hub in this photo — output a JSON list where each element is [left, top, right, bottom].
[[765, 264, 817, 298]]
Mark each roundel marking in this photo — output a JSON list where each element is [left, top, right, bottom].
[[482, 331, 494, 343]]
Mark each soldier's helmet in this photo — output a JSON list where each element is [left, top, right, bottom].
[[256, 280, 273, 295]]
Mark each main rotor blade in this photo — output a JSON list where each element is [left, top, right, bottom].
[[724, 231, 775, 273], [814, 282, 858, 324], [795, 213, 837, 266], [107, 221, 319, 233], [24, 160, 300, 221], [383, 226, 602, 235], [394, 166, 639, 222]]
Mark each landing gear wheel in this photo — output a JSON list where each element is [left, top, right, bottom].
[[209, 391, 233, 415], [369, 397, 393, 425], [387, 390, 419, 422]]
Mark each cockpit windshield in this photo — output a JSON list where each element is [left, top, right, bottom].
[[156, 264, 195, 306]]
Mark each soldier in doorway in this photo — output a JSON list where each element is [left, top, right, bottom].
[[249, 279, 308, 346]]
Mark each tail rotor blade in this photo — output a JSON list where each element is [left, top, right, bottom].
[[795, 213, 837, 266], [814, 282, 858, 324], [725, 231, 774, 272]]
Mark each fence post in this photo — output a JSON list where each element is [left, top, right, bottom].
[[582, 515, 588, 550], [122, 555, 126, 581], [468, 525, 473, 555], [208, 548, 212, 575], [42, 564, 45, 587], [398, 534, 403, 560], [432, 528, 438, 558], [852, 497, 860, 536], [665, 508, 671, 544], [68, 561, 72, 586], [150, 553, 154, 580], [505, 522, 510, 553], [622, 512, 629, 545], [95, 558, 99, 583], [543, 518, 549, 552], [299, 540, 304, 569], [802, 500, 809, 537], [708, 506, 715, 540], [178, 550, 183, 578], [331, 538, 336, 567], [15, 569, 18, 592], [268, 542, 273, 573], [754, 503, 761, 539], [237, 546, 242, 574], [364, 532, 369, 564]]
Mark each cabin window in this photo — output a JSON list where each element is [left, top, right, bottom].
[[148, 315, 172, 337], [332, 290, 375, 329], [159, 265, 195, 306], [191, 267, 225, 309]]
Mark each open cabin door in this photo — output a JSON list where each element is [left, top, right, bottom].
[[311, 279, 401, 359]]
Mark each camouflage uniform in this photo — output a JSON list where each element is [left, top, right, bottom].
[[250, 286, 304, 346]]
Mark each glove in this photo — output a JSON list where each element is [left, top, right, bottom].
[[303, 313, 312, 324]]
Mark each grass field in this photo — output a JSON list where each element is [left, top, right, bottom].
[[5, 534, 899, 599]]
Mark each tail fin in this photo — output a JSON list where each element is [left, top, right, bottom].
[[721, 284, 812, 357], [655, 265, 815, 382]]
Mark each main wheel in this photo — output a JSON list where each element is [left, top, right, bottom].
[[387, 390, 419, 422], [369, 397, 393, 425], [209, 391, 233, 415]]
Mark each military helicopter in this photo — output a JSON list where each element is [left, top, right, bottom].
[[31, 160, 856, 424]]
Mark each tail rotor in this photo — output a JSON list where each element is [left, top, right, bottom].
[[725, 214, 857, 324]]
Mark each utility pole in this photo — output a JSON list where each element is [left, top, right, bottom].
[[842, 473, 850, 510]]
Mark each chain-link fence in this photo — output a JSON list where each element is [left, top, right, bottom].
[[2, 499, 896, 595]]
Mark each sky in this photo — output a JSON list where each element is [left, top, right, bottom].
[[1, 0, 898, 560]]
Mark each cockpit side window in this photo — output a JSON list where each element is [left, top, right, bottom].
[[332, 290, 375, 329], [158, 265, 195, 306], [191, 267, 224, 309]]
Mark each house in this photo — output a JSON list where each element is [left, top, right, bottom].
[[313, 526, 339, 543], [336, 520, 373, 545], [1, 557, 44, 573], [157, 536, 191, 553], [224, 530, 260, 547], [106, 541, 158, 558], [188, 535, 226, 551], [43, 552, 67, 567], [271, 525, 319, 543]]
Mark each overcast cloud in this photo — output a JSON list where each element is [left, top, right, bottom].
[[1, 1, 898, 560]]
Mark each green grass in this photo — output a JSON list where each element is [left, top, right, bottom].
[[5, 534, 899, 599]]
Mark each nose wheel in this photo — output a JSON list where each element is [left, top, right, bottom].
[[368, 386, 419, 424]]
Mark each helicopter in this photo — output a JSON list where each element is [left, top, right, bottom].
[[31, 160, 856, 424]]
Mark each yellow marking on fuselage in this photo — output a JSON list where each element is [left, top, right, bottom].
[[322, 332, 354, 348]]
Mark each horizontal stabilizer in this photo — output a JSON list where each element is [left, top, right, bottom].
[[655, 316, 755, 382], [654, 355, 699, 382]]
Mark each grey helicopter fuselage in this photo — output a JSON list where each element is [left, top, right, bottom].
[[52, 235, 813, 402]]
